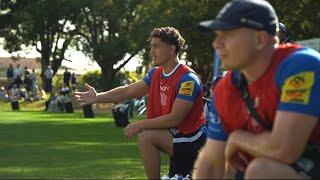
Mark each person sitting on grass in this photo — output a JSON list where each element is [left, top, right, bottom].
[[9, 84, 20, 101], [47, 92, 64, 112], [0, 86, 9, 101], [60, 83, 70, 96]]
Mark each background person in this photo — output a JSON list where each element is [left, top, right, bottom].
[[6, 64, 14, 87], [44, 65, 53, 93], [278, 22, 291, 43], [63, 69, 71, 87]]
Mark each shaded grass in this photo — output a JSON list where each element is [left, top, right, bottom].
[[0, 108, 169, 179]]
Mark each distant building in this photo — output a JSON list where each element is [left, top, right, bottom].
[[0, 57, 41, 72], [0, 57, 84, 87], [0, 57, 41, 87]]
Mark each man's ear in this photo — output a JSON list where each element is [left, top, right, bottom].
[[255, 31, 270, 50], [171, 45, 176, 55]]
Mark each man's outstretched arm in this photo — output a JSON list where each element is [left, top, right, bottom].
[[75, 80, 148, 104]]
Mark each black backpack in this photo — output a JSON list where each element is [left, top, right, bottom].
[[112, 104, 129, 127]]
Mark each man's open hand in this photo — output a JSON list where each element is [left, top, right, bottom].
[[75, 83, 97, 104]]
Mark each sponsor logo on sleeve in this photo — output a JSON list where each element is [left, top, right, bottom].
[[179, 80, 194, 96], [281, 72, 314, 104]]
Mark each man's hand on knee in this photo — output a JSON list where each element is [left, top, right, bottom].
[[124, 121, 143, 139]]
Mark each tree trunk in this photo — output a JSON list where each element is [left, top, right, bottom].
[[51, 58, 63, 76], [100, 65, 116, 91]]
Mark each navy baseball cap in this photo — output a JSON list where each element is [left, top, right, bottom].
[[199, 0, 279, 35]]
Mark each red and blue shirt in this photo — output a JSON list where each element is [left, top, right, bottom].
[[207, 44, 320, 144], [144, 64, 205, 135]]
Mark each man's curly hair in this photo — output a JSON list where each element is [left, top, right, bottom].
[[150, 27, 185, 53]]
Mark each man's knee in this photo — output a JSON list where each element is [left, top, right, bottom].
[[245, 158, 273, 179], [137, 130, 153, 147]]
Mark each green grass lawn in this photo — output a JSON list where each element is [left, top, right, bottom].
[[0, 102, 169, 179]]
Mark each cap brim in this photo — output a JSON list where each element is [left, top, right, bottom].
[[198, 19, 239, 32]]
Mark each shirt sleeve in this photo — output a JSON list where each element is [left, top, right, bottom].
[[276, 48, 320, 116], [206, 97, 229, 141], [143, 67, 157, 86], [176, 72, 201, 102]]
